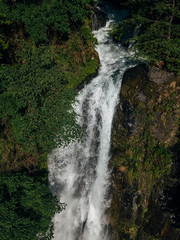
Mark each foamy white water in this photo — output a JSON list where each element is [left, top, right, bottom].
[[48, 3, 135, 240]]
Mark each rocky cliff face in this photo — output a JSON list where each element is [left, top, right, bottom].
[[92, 6, 107, 31], [109, 64, 180, 240]]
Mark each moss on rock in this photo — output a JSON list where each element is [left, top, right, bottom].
[[109, 64, 180, 239]]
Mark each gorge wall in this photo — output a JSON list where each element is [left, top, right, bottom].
[[109, 64, 180, 240]]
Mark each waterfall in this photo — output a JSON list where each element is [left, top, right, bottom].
[[48, 3, 135, 240]]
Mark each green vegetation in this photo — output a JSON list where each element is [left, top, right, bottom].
[[118, 223, 139, 240], [110, 67, 180, 239], [0, 0, 98, 171], [111, 0, 180, 74], [0, 0, 98, 238], [112, 75, 178, 183], [0, 171, 65, 240], [115, 114, 172, 181], [1, 0, 92, 44], [0, 44, 81, 153], [0, 12, 10, 59]]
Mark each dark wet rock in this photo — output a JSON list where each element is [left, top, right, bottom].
[[92, 6, 107, 31], [121, 64, 149, 87], [109, 64, 180, 239]]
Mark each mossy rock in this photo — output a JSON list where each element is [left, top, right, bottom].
[[109, 64, 180, 240]]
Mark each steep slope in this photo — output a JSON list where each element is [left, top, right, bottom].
[[109, 64, 180, 239]]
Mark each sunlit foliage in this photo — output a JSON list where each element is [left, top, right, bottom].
[[112, 0, 180, 74]]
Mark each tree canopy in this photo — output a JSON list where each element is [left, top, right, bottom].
[[0, 12, 10, 60], [0, 43, 83, 153], [112, 0, 180, 74], [0, 0, 92, 43], [0, 0, 98, 238], [0, 0, 97, 158], [0, 171, 65, 240]]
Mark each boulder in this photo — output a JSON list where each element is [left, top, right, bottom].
[[149, 66, 175, 84]]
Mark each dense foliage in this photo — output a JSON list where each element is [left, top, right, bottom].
[[0, 12, 10, 59], [1, 0, 93, 43], [0, 0, 97, 167], [0, 0, 98, 238], [0, 171, 65, 240], [0, 43, 82, 153], [112, 0, 180, 74]]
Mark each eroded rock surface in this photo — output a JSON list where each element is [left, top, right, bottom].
[[92, 6, 107, 31], [109, 64, 180, 240]]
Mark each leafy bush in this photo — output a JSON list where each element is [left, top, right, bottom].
[[0, 43, 83, 153], [0, 12, 11, 59], [1, 0, 92, 43], [0, 0, 99, 169], [111, 0, 180, 74], [0, 171, 64, 240]]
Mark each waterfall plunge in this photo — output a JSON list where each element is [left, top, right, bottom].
[[48, 4, 135, 240]]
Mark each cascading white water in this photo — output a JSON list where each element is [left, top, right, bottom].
[[48, 3, 135, 240]]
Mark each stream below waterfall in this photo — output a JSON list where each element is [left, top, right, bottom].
[[48, 2, 135, 240]]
